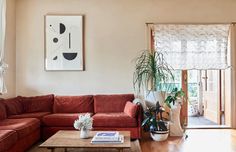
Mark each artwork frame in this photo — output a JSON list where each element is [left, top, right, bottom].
[[44, 14, 84, 71]]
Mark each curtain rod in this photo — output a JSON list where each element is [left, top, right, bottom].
[[146, 22, 236, 25]]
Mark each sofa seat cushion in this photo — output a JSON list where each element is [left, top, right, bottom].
[[42, 113, 93, 127], [93, 113, 137, 127], [94, 94, 134, 113], [0, 118, 40, 139], [0, 130, 17, 152], [8, 112, 51, 121]]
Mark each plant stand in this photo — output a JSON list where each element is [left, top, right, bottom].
[[170, 103, 184, 136]]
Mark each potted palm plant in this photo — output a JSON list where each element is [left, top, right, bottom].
[[133, 50, 174, 107], [133, 50, 174, 141]]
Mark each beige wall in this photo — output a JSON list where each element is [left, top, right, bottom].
[[3, 0, 16, 98], [15, 0, 236, 96]]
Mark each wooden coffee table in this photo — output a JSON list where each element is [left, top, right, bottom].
[[40, 130, 131, 152]]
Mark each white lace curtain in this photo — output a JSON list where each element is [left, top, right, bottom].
[[153, 24, 230, 70], [0, 0, 7, 94]]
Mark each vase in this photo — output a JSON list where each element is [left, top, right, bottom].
[[170, 102, 184, 136], [80, 127, 89, 139]]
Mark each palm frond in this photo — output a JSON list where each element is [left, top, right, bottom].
[[133, 50, 174, 93]]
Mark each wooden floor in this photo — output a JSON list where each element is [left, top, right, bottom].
[[29, 129, 236, 152], [140, 129, 236, 152]]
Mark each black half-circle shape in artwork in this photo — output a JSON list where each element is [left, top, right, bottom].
[[63, 53, 77, 60], [60, 23, 66, 34]]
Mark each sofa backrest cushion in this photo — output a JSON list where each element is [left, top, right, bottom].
[[0, 101, 7, 120], [18, 94, 54, 113], [124, 101, 138, 118], [53, 95, 94, 113], [3, 97, 23, 116], [94, 94, 134, 113]]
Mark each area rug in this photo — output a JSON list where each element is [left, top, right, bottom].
[[27, 140, 141, 152]]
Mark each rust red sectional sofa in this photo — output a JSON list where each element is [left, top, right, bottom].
[[0, 94, 142, 152]]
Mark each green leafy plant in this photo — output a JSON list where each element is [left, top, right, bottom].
[[142, 102, 168, 132], [133, 50, 174, 93], [165, 87, 185, 108]]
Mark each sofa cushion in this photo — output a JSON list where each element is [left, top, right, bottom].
[[8, 112, 51, 121], [94, 94, 134, 113], [18, 94, 54, 113], [54, 95, 94, 113], [3, 97, 23, 116], [124, 101, 138, 118], [42, 113, 93, 127], [0, 130, 17, 152], [93, 112, 137, 127], [0, 118, 40, 139], [0, 102, 6, 120]]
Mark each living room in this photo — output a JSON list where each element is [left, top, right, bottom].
[[1, 0, 236, 152]]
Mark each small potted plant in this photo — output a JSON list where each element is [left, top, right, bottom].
[[74, 113, 93, 139], [142, 101, 169, 141], [165, 87, 185, 108]]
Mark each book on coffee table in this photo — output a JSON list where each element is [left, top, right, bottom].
[[92, 131, 119, 141], [91, 135, 124, 144], [91, 131, 124, 144]]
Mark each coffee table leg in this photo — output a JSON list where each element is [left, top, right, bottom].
[[64, 148, 68, 152], [119, 148, 124, 152]]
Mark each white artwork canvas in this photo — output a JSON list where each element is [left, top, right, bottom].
[[45, 15, 84, 70]]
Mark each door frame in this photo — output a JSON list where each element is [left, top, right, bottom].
[[148, 26, 230, 128], [181, 70, 188, 126]]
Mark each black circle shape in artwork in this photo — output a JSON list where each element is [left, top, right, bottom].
[[53, 38, 58, 43], [60, 23, 66, 34], [63, 53, 78, 61]]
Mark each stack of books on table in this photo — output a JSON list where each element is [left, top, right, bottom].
[[91, 131, 124, 144]]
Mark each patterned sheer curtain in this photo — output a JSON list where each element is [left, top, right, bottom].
[[0, 0, 7, 94], [153, 24, 230, 70]]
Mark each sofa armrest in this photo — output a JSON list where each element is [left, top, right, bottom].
[[136, 103, 143, 127], [136, 103, 143, 139]]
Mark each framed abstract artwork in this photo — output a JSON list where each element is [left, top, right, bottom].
[[45, 14, 84, 71]]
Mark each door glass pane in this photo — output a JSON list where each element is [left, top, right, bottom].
[[188, 70, 199, 101], [157, 70, 182, 92], [188, 70, 200, 118]]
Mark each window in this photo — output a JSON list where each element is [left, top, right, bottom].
[[157, 70, 181, 92], [152, 24, 230, 70]]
